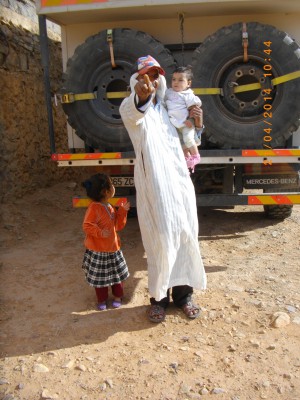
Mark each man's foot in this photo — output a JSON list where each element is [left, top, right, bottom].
[[181, 301, 201, 319], [148, 304, 166, 323]]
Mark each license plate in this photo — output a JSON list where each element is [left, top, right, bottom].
[[111, 176, 135, 187]]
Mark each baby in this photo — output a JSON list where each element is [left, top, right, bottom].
[[165, 66, 203, 172]]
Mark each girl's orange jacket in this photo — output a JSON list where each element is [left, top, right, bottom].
[[83, 202, 128, 252]]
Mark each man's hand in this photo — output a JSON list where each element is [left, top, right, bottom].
[[134, 74, 156, 105], [189, 105, 203, 128]]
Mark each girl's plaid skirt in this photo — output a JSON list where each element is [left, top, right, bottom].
[[82, 249, 129, 287]]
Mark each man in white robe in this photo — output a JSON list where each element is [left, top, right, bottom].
[[120, 55, 206, 322]]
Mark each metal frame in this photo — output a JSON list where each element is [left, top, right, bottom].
[[53, 149, 300, 167]]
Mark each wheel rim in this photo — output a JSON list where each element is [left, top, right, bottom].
[[213, 55, 282, 122], [88, 60, 132, 124]]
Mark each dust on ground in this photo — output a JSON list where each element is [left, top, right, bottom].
[[0, 182, 300, 400]]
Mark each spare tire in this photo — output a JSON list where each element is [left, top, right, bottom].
[[61, 28, 176, 151], [192, 22, 300, 149]]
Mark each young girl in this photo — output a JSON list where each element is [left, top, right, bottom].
[[81, 173, 130, 310], [165, 66, 203, 173]]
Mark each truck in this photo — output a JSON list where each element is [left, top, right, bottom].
[[35, 0, 300, 218]]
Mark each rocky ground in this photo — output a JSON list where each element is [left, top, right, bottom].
[[0, 182, 300, 400]]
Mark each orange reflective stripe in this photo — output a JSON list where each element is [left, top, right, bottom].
[[242, 149, 300, 157], [55, 153, 122, 161], [42, 0, 108, 6], [73, 197, 128, 208], [73, 198, 91, 208], [248, 195, 300, 205]]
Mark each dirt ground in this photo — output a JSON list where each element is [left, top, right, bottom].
[[0, 181, 300, 400]]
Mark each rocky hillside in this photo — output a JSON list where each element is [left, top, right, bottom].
[[0, 0, 85, 202]]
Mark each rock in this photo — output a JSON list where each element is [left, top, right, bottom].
[[283, 373, 292, 380], [41, 389, 59, 399], [2, 395, 17, 400], [285, 305, 296, 313], [249, 340, 260, 348], [77, 364, 87, 371], [200, 387, 209, 395], [105, 378, 113, 388], [228, 344, 237, 352], [33, 363, 49, 373], [169, 362, 179, 373], [67, 182, 77, 189], [181, 336, 190, 342], [270, 312, 291, 328], [267, 344, 276, 350], [179, 383, 191, 394], [61, 360, 75, 369], [212, 387, 226, 394]]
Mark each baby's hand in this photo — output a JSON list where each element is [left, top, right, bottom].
[[120, 201, 131, 211], [184, 120, 193, 129]]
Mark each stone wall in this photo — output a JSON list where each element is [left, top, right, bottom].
[[0, 0, 86, 203]]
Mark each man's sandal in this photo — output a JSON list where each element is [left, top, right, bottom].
[[148, 304, 166, 323], [181, 301, 201, 319]]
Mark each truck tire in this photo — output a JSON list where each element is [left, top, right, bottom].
[[263, 188, 294, 219], [192, 22, 300, 149], [61, 28, 176, 151], [263, 205, 293, 219]]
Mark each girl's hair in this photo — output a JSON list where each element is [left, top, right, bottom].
[[82, 173, 112, 202], [173, 66, 194, 81]]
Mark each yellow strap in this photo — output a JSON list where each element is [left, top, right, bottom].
[[233, 82, 261, 93], [193, 88, 223, 95], [73, 93, 96, 101], [271, 70, 300, 86], [60, 70, 300, 103], [61, 92, 96, 103], [106, 91, 130, 99], [106, 87, 223, 97]]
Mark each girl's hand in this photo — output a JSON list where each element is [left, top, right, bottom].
[[101, 228, 111, 238], [120, 201, 131, 211]]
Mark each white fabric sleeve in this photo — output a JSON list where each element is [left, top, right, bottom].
[[186, 92, 202, 109]]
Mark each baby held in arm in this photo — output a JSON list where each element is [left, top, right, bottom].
[[165, 66, 204, 173]]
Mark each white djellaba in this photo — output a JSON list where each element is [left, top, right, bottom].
[[119, 72, 206, 301]]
